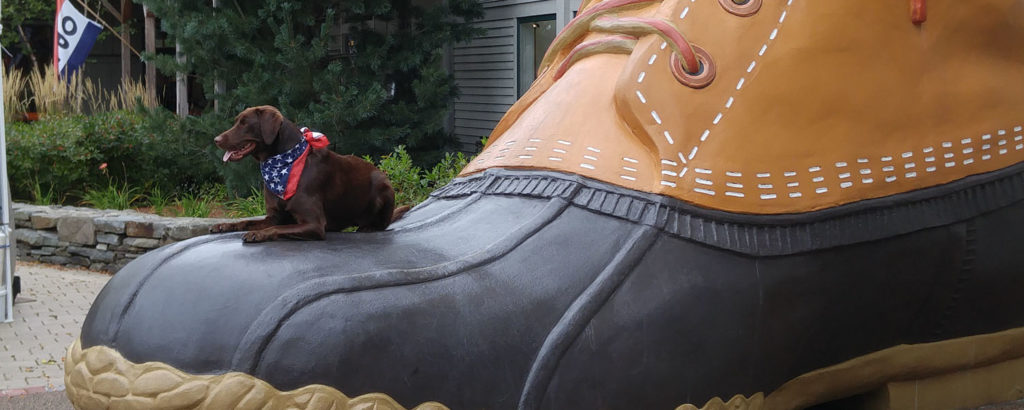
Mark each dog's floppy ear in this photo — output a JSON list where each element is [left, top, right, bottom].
[[255, 106, 283, 146]]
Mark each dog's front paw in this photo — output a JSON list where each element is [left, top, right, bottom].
[[242, 230, 274, 243], [210, 223, 236, 233]]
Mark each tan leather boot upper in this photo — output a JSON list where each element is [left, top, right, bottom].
[[461, 0, 1024, 214]]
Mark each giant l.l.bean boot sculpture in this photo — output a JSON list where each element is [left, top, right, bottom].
[[66, 0, 1024, 409]]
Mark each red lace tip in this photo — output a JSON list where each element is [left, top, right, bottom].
[[911, 0, 927, 24]]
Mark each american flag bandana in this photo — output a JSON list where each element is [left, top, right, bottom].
[[260, 127, 330, 200]]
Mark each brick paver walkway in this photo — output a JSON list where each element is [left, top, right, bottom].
[[0, 262, 110, 396]]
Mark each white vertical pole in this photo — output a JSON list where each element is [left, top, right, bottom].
[[175, 41, 187, 117], [212, 0, 224, 113], [0, 2, 16, 323]]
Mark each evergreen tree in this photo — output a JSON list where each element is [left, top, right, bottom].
[[1, 0, 55, 61], [139, 0, 483, 160]]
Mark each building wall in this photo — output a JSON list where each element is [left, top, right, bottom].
[[451, 0, 582, 152]]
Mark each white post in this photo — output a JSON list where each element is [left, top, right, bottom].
[[175, 41, 187, 117], [0, 9, 16, 323], [212, 0, 224, 113]]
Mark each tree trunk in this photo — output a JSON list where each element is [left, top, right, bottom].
[[120, 0, 132, 82], [15, 26, 38, 67]]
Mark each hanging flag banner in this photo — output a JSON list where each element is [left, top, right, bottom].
[[53, 0, 103, 77]]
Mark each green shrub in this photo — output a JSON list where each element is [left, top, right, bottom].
[[376, 146, 424, 207], [8, 116, 90, 201], [28, 177, 59, 205], [135, 108, 261, 198], [226, 187, 266, 218], [81, 180, 145, 210], [132, 108, 226, 194], [374, 145, 468, 207], [175, 192, 214, 218], [6, 110, 221, 203], [6, 109, 472, 211], [425, 151, 469, 190], [146, 186, 174, 215]]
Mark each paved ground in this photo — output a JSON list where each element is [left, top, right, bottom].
[[0, 262, 110, 408], [0, 391, 73, 410]]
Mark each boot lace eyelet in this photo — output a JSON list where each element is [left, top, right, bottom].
[[671, 45, 716, 89], [719, 0, 762, 17]]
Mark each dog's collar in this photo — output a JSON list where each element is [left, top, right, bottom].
[[260, 127, 330, 200]]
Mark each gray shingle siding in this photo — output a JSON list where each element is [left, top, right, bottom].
[[451, 0, 581, 153], [453, 18, 517, 152]]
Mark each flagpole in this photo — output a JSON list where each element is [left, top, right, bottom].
[[0, 0, 16, 324]]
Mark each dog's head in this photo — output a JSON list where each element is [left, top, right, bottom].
[[214, 105, 284, 162]]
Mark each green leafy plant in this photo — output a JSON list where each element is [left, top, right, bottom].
[[7, 110, 471, 213], [175, 192, 214, 218], [81, 181, 145, 210], [6, 110, 221, 204], [374, 145, 469, 207], [226, 186, 266, 218], [29, 178, 57, 205], [146, 186, 174, 216], [377, 145, 426, 207], [202, 183, 229, 202], [424, 152, 468, 189]]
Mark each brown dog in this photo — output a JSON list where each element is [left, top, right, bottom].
[[210, 106, 405, 242]]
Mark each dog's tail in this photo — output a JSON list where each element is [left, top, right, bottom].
[[391, 205, 412, 222]]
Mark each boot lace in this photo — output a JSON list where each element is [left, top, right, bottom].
[[542, 0, 927, 89]]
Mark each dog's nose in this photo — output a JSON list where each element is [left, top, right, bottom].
[[214, 134, 223, 145]]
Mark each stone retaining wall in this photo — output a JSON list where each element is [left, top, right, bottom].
[[11, 203, 247, 272]]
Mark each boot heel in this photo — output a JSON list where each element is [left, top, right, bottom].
[[763, 327, 1024, 410], [866, 355, 1024, 410]]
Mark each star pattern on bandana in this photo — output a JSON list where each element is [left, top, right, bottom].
[[258, 127, 328, 200], [260, 138, 309, 198]]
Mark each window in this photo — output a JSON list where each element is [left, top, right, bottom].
[[517, 15, 557, 97]]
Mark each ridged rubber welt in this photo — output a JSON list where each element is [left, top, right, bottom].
[[433, 166, 1024, 256]]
